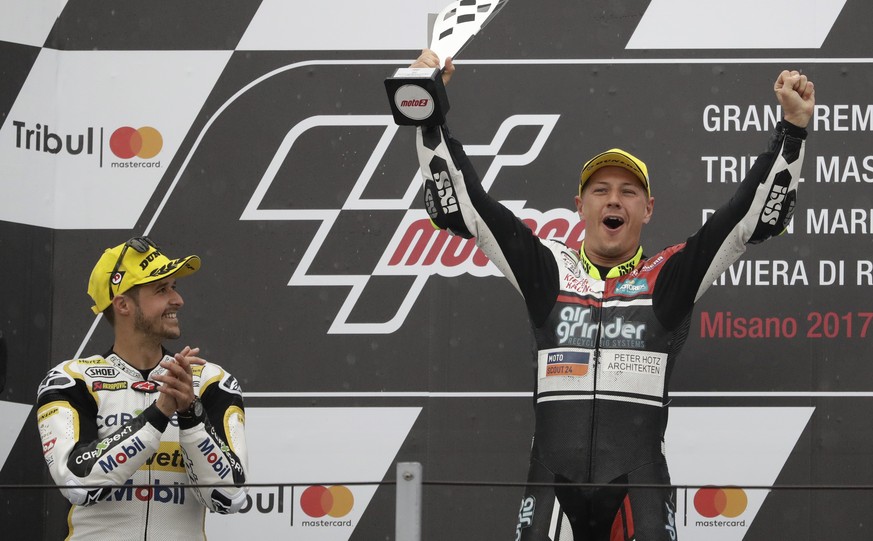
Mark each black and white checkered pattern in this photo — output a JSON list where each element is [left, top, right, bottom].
[[431, 0, 508, 59], [437, 0, 508, 36]]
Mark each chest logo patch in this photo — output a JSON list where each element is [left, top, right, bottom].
[[615, 277, 650, 296], [545, 351, 590, 376]]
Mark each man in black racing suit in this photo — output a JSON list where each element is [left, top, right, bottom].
[[411, 50, 815, 540]]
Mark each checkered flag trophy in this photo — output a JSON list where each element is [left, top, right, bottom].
[[385, 0, 508, 126]]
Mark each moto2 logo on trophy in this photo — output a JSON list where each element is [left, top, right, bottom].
[[240, 113, 567, 333]]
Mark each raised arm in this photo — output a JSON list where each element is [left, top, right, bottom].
[[652, 70, 815, 328]]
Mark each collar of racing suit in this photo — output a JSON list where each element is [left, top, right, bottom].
[[578, 244, 643, 280]]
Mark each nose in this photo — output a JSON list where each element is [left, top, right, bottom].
[[170, 289, 184, 307]]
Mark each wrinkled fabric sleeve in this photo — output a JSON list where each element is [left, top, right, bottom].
[[177, 364, 249, 514], [36, 362, 168, 507]]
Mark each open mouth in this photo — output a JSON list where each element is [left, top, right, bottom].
[[603, 216, 625, 230]]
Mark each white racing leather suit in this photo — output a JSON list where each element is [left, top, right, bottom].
[[36, 349, 248, 540]]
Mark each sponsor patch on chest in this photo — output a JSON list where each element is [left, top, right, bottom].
[[545, 350, 590, 376]]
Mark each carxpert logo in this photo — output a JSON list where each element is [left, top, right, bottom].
[[693, 486, 749, 527], [239, 113, 572, 335], [10, 120, 163, 168]]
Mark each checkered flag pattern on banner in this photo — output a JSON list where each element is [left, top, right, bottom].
[[430, 0, 508, 65]]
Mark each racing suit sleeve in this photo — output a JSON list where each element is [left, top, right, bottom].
[[651, 120, 807, 330], [417, 124, 560, 326], [177, 365, 249, 514], [36, 364, 170, 506]]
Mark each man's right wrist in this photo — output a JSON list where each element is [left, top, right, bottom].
[[144, 403, 171, 431]]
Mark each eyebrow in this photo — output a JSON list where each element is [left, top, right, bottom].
[[149, 278, 177, 291], [589, 179, 643, 189]]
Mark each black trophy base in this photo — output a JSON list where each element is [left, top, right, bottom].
[[384, 67, 450, 126]]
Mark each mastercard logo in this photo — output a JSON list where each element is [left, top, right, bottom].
[[693, 486, 748, 518], [109, 126, 163, 159], [300, 485, 354, 518]]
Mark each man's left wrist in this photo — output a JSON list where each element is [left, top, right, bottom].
[[177, 397, 204, 421]]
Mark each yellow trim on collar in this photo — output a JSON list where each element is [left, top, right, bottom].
[[578, 244, 643, 280]]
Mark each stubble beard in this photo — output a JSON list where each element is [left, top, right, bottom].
[[133, 303, 181, 342]]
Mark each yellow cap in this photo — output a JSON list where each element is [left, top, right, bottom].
[[87, 238, 200, 314], [579, 148, 650, 197]]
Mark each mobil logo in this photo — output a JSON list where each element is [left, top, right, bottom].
[[240, 113, 575, 334], [109, 126, 162, 159], [97, 436, 147, 473], [104, 479, 186, 505], [196, 438, 232, 479], [300, 485, 354, 518], [693, 486, 748, 518]]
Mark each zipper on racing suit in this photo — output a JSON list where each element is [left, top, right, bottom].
[[586, 293, 605, 484], [143, 390, 153, 541]]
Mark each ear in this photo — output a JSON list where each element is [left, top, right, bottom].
[[574, 194, 585, 219], [111, 295, 134, 317], [642, 196, 655, 225]]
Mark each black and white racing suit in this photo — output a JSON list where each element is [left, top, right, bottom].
[[36, 349, 248, 540], [416, 120, 806, 540]]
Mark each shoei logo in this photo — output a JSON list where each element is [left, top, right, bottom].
[[85, 367, 117, 378], [240, 114, 563, 334], [109, 126, 163, 159], [300, 485, 354, 518], [693, 486, 748, 518]]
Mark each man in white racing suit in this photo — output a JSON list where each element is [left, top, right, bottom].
[[36, 237, 248, 539], [410, 50, 815, 540]]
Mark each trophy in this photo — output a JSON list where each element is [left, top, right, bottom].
[[384, 0, 508, 126]]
